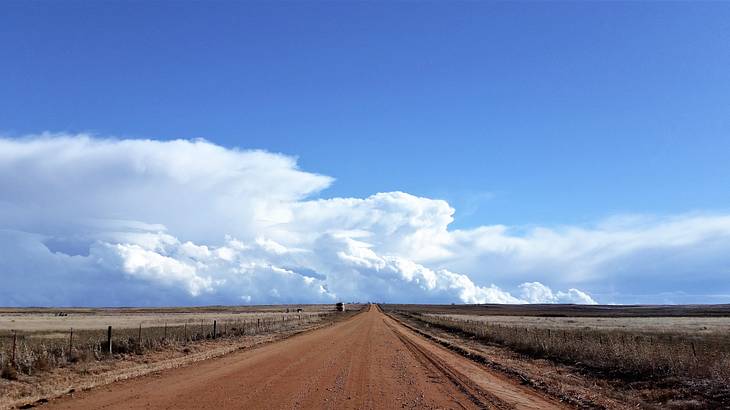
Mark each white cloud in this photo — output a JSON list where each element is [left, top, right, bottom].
[[0, 133, 332, 244], [519, 282, 597, 304], [436, 214, 730, 303], [100, 243, 215, 297], [2, 134, 729, 306]]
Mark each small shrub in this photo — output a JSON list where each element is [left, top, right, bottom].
[[68, 349, 94, 364], [111, 338, 134, 354], [33, 356, 51, 372], [1, 364, 18, 380], [68, 350, 82, 363]]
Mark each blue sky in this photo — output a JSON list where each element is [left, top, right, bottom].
[[1, 2, 730, 305]]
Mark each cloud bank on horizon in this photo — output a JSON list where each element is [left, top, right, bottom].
[[1, 134, 729, 306]]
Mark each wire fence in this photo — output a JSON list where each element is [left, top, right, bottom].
[[0, 312, 333, 377]]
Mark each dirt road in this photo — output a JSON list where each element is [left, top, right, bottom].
[[46, 305, 564, 409]]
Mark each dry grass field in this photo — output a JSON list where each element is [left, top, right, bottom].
[[430, 314, 730, 333], [383, 304, 730, 409], [0, 304, 339, 331]]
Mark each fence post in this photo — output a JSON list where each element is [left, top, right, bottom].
[[11, 330, 17, 366], [138, 323, 142, 346], [213, 320, 217, 339], [257, 318, 260, 333], [69, 328, 74, 353], [107, 326, 112, 355], [164, 322, 167, 342], [184, 323, 188, 343]]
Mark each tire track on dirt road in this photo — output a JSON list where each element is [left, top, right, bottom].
[[386, 319, 508, 409]]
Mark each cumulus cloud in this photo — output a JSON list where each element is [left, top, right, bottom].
[[435, 214, 730, 303], [518, 282, 597, 304], [1, 134, 728, 306], [0, 134, 331, 244]]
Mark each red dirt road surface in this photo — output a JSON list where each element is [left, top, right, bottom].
[[46, 305, 564, 409]]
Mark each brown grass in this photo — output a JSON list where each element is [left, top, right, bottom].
[[407, 312, 730, 381]]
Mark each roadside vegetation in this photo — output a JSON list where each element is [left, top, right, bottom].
[[1, 312, 331, 378], [410, 312, 730, 382], [385, 305, 730, 408]]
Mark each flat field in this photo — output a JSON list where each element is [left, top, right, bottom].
[[0, 305, 338, 333], [384, 303, 730, 317], [427, 314, 730, 333]]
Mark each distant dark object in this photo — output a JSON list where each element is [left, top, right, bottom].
[[336, 302, 346, 312], [296, 308, 303, 313], [55, 312, 68, 317]]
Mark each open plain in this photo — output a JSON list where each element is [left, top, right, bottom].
[[2, 304, 729, 409]]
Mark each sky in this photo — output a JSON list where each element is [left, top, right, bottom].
[[1, 2, 729, 306]]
